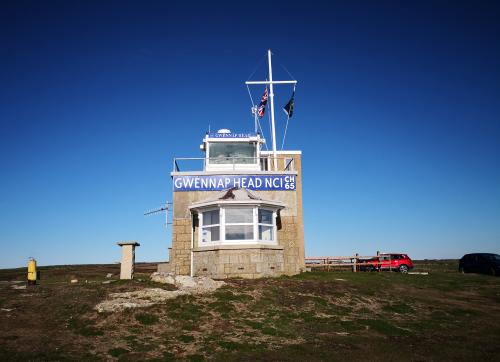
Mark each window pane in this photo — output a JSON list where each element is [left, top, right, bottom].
[[202, 226, 220, 242], [225, 225, 253, 240], [210, 143, 256, 164], [258, 209, 273, 224], [226, 208, 253, 223], [259, 225, 273, 241], [203, 210, 219, 226]]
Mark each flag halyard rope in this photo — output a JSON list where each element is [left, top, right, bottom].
[[247, 52, 268, 81], [246, 84, 255, 107], [281, 115, 290, 151], [280, 62, 296, 80], [281, 83, 296, 150], [258, 119, 268, 150]]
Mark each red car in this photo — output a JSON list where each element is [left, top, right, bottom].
[[359, 253, 414, 273]]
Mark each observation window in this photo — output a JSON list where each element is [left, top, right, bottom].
[[209, 142, 257, 164], [198, 206, 277, 245]]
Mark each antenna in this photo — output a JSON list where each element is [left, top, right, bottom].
[[144, 202, 172, 227]]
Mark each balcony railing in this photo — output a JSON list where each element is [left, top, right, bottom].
[[172, 156, 295, 172]]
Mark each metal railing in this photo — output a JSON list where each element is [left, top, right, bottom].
[[172, 156, 295, 172]]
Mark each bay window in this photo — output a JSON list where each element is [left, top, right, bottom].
[[198, 206, 277, 245]]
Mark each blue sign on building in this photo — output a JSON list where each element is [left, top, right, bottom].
[[173, 175, 296, 191], [207, 132, 257, 139]]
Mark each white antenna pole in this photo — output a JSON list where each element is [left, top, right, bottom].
[[253, 106, 258, 133], [267, 49, 278, 171]]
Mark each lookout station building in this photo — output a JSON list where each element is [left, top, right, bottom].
[[163, 129, 305, 279]]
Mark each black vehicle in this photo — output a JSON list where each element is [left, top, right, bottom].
[[459, 253, 500, 276]]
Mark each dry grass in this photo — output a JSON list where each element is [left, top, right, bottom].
[[1, 261, 500, 361]]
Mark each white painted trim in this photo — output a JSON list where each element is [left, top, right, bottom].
[[205, 137, 264, 143], [205, 164, 261, 172], [190, 200, 285, 210], [172, 170, 297, 176], [261, 150, 302, 155], [193, 245, 284, 252]]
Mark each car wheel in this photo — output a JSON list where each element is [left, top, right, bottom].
[[398, 265, 409, 274]]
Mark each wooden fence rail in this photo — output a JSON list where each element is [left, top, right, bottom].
[[305, 254, 394, 272]]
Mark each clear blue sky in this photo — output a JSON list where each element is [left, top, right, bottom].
[[1, 1, 499, 268]]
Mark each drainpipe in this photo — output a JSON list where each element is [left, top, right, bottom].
[[190, 215, 194, 277]]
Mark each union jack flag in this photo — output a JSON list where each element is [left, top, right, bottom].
[[257, 87, 268, 118]]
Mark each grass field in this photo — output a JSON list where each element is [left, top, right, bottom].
[[1, 261, 500, 361]]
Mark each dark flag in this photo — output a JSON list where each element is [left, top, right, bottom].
[[257, 87, 268, 118], [283, 91, 295, 118]]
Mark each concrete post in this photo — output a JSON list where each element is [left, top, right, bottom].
[[117, 241, 140, 280]]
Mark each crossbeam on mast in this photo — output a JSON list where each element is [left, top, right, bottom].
[[245, 80, 297, 85], [245, 50, 297, 170]]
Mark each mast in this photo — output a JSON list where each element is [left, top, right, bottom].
[[245, 50, 297, 171]]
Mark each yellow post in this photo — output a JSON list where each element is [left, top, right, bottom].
[[27, 257, 37, 285]]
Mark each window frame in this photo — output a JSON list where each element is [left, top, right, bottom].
[[284, 157, 295, 171], [206, 141, 259, 166], [198, 206, 277, 246], [257, 208, 275, 242], [200, 208, 221, 244], [223, 206, 255, 242]]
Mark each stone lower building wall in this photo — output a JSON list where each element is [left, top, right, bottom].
[[193, 247, 284, 279], [277, 215, 302, 275], [169, 218, 192, 275]]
